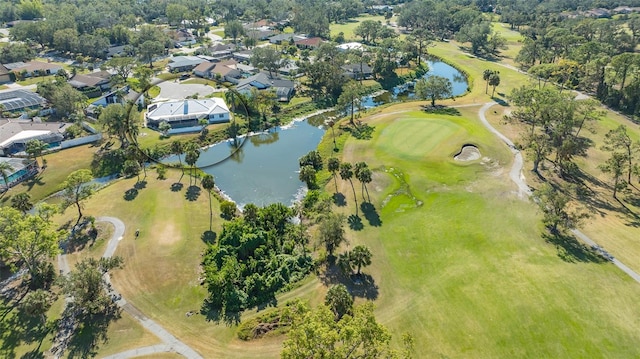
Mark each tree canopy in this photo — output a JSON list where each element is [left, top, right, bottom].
[[202, 203, 312, 317]]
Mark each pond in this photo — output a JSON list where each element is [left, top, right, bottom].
[[362, 59, 468, 108], [193, 118, 325, 208], [171, 60, 467, 208]]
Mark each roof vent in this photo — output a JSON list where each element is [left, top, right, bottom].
[[184, 100, 189, 115]]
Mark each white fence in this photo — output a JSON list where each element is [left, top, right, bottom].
[[60, 133, 102, 149]]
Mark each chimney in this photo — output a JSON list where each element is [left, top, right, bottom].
[[183, 100, 188, 115]]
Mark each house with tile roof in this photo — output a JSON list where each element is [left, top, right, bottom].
[[4, 61, 62, 78], [146, 98, 230, 133], [236, 72, 296, 102]]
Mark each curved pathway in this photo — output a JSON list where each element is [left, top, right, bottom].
[[56, 217, 203, 359], [477, 103, 640, 284]]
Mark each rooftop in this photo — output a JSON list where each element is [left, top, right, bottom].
[[0, 119, 70, 147], [4, 60, 62, 72], [0, 90, 47, 111], [147, 98, 229, 122], [0, 156, 33, 173]]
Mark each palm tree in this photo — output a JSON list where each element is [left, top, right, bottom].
[[201, 174, 215, 231], [350, 245, 372, 276], [483, 69, 494, 94], [337, 251, 353, 275], [299, 165, 316, 189], [339, 162, 358, 215], [185, 147, 200, 186], [327, 157, 340, 194], [25, 139, 48, 168], [354, 162, 372, 202], [0, 161, 14, 191], [170, 141, 185, 178], [489, 71, 501, 97], [11, 192, 33, 214]]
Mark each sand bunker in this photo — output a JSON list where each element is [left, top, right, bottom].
[[454, 145, 481, 161]]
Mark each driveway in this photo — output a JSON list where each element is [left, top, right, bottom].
[[155, 81, 215, 101]]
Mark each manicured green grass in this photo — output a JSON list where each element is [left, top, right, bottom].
[[491, 22, 524, 65], [427, 40, 532, 105], [1, 144, 95, 205], [52, 172, 324, 358], [332, 104, 640, 357], [17, 75, 54, 86], [330, 15, 386, 41]]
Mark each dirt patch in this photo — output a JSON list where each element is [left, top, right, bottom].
[[454, 144, 481, 161], [156, 222, 180, 245]]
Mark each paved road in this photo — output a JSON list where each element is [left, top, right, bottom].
[[477, 102, 640, 284]]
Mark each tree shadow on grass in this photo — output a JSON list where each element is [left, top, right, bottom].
[[21, 175, 45, 191], [170, 182, 183, 192], [420, 105, 461, 116], [348, 214, 363, 231], [133, 180, 147, 190], [318, 264, 379, 300], [123, 188, 138, 201], [360, 202, 381, 227], [201, 230, 217, 245], [65, 305, 121, 359], [333, 192, 346, 207], [200, 305, 241, 326], [185, 186, 201, 201], [543, 232, 607, 263], [0, 304, 50, 359]]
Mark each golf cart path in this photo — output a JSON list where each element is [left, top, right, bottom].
[[477, 103, 640, 284], [58, 217, 203, 359]]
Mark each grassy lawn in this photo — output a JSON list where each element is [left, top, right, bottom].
[[51, 171, 324, 358], [332, 103, 640, 357], [428, 39, 532, 105], [17, 75, 55, 86], [330, 15, 386, 41], [491, 22, 524, 66], [1, 144, 95, 204]]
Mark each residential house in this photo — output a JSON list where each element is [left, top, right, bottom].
[[193, 62, 217, 78], [0, 90, 47, 113], [105, 45, 132, 58], [269, 33, 307, 45], [208, 43, 237, 62], [369, 5, 394, 15], [0, 65, 11, 84], [168, 28, 197, 47], [236, 63, 258, 75], [236, 72, 296, 102], [294, 37, 323, 50], [342, 63, 374, 80], [585, 8, 611, 18], [89, 86, 144, 109], [68, 71, 113, 91], [245, 20, 276, 30], [278, 60, 301, 78], [168, 56, 205, 72], [5, 61, 62, 78], [0, 157, 38, 190], [193, 61, 243, 83], [146, 98, 230, 133], [0, 119, 71, 156], [232, 50, 254, 63], [247, 29, 276, 41], [336, 42, 366, 52]]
